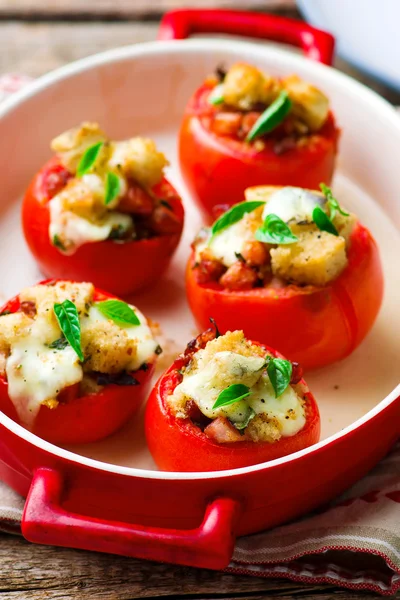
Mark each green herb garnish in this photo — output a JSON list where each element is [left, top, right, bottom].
[[48, 336, 69, 350], [76, 141, 104, 177], [234, 408, 256, 430], [246, 91, 292, 142], [52, 234, 66, 251], [104, 171, 120, 205], [320, 183, 349, 221], [208, 84, 225, 106], [96, 300, 140, 327], [213, 383, 251, 409], [255, 214, 298, 245], [53, 299, 84, 361], [266, 357, 292, 398], [312, 206, 338, 236], [0, 310, 11, 316], [211, 201, 265, 238]]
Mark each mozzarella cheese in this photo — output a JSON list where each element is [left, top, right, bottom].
[[6, 319, 82, 428], [1, 282, 159, 429], [262, 187, 324, 223], [174, 350, 305, 436], [83, 305, 158, 371], [196, 212, 261, 267], [49, 195, 132, 254]]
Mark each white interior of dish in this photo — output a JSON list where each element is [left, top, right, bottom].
[[0, 39, 399, 479]]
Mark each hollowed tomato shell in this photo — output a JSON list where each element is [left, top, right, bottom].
[[21, 158, 185, 297], [0, 281, 155, 445], [185, 223, 383, 370], [179, 82, 340, 218], [145, 343, 320, 472]]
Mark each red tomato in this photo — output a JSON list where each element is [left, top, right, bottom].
[[145, 343, 320, 472], [0, 281, 155, 445], [22, 158, 185, 297], [179, 82, 340, 218], [186, 223, 383, 370]]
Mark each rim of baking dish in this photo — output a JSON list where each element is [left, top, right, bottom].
[[0, 39, 399, 480]]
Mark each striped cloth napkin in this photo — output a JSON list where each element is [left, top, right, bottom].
[[0, 73, 399, 596]]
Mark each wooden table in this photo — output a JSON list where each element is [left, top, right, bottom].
[[1, 2, 399, 598]]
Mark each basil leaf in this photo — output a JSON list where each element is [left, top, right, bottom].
[[255, 214, 298, 245], [104, 171, 121, 206], [208, 84, 224, 106], [76, 141, 104, 177], [267, 358, 292, 398], [211, 201, 265, 238], [48, 336, 69, 350], [52, 234, 66, 251], [213, 383, 250, 409], [233, 408, 256, 431], [320, 183, 349, 220], [313, 206, 339, 236], [96, 299, 140, 327], [53, 300, 84, 361], [246, 91, 292, 142]]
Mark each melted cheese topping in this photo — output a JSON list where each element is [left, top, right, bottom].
[[196, 212, 260, 267], [262, 187, 324, 223], [49, 194, 132, 254], [0, 282, 158, 428], [173, 349, 305, 437], [48, 123, 168, 254], [83, 305, 158, 371], [6, 317, 82, 428]]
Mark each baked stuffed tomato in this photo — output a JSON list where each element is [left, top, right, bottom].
[[179, 63, 340, 218], [22, 122, 184, 296], [186, 184, 383, 370], [145, 325, 320, 472], [0, 279, 160, 445]]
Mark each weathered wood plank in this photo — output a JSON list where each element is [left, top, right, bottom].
[[0, 0, 297, 18], [1, 21, 399, 105], [0, 22, 159, 77], [0, 534, 396, 600]]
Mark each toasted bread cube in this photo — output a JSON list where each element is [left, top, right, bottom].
[[20, 281, 94, 319], [191, 330, 265, 374], [282, 75, 329, 131], [81, 320, 138, 374], [223, 63, 280, 110], [245, 413, 281, 443], [109, 138, 168, 188], [271, 229, 348, 286], [51, 122, 106, 174], [54, 178, 107, 221], [0, 312, 32, 354]]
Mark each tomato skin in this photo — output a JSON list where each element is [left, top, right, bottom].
[[145, 345, 320, 472], [0, 281, 155, 445], [21, 158, 185, 297], [179, 83, 340, 218], [186, 224, 383, 371]]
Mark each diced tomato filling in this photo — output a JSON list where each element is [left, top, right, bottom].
[[19, 301, 37, 318], [43, 164, 73, 199], [204, 417, 243, 443], [119, 181, 154, 216], [42, 161, 181, 240], [220, 262, 259, 291]]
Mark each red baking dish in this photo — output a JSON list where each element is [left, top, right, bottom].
[[0, 9, 399, 569]]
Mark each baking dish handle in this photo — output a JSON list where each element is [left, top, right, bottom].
[[22, 468, 242, 569], [158, 9, 335, 65]]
